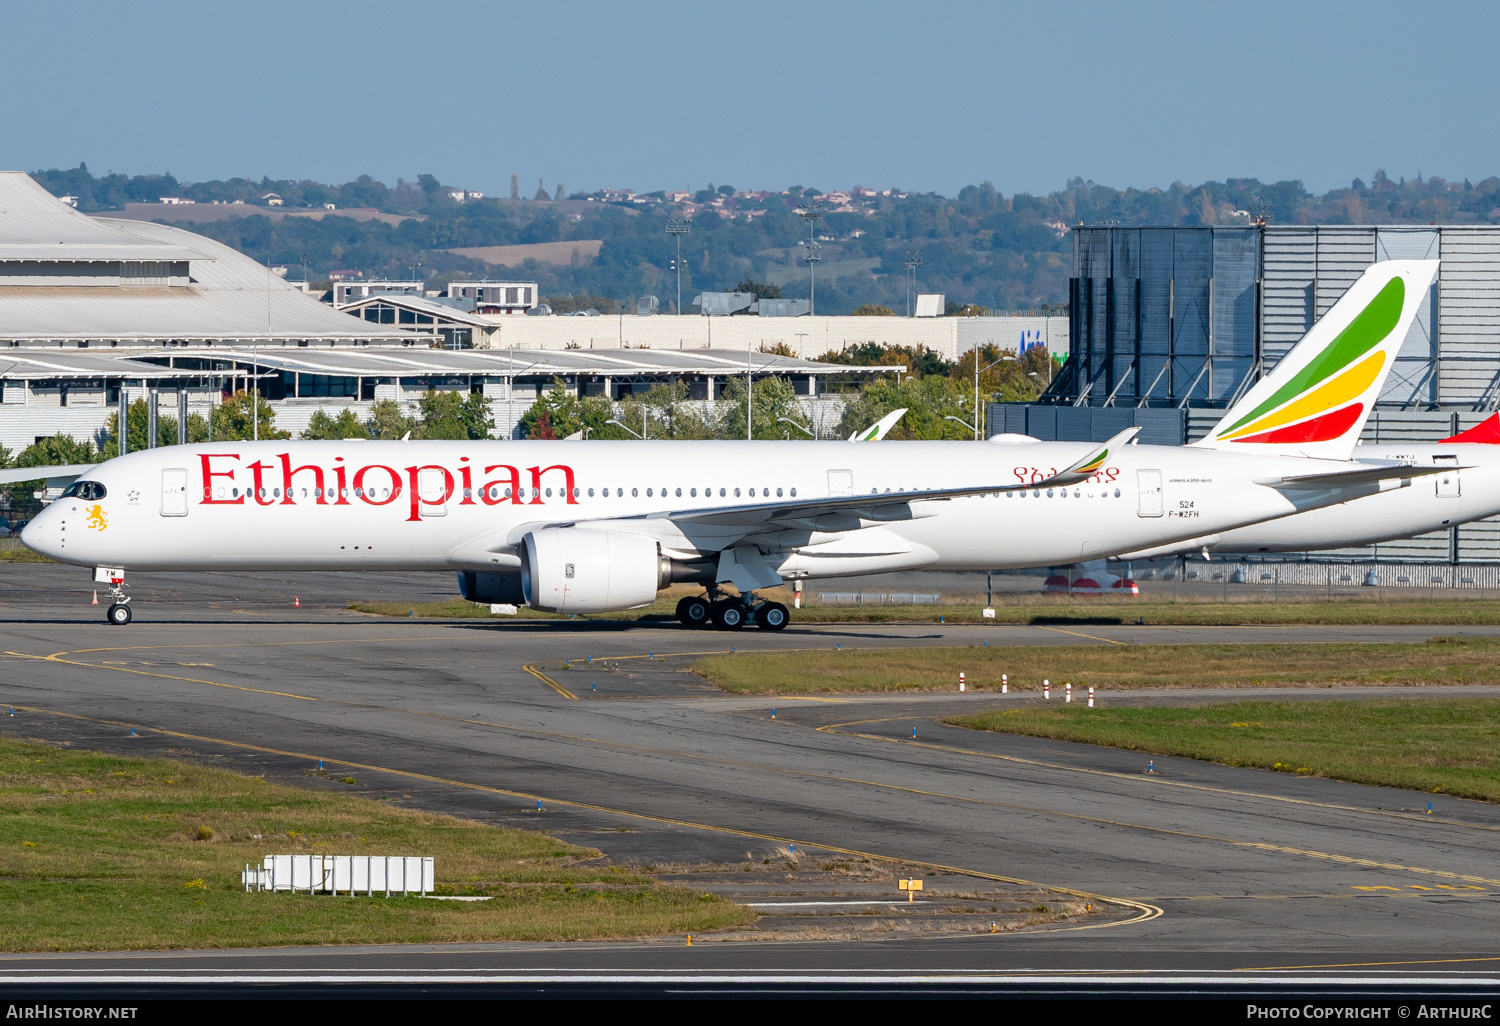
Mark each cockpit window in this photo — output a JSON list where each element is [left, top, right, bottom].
[[61, 480, 107, 501]]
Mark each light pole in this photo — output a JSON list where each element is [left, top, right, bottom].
[[796, 206, 823, 315], [903, 250, 922, 317], [969, 353, 1013, 440], [665, 219, 690, 314], [606, 417, 644, 439]]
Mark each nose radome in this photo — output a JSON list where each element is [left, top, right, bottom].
[[19, 513, 56, 559]]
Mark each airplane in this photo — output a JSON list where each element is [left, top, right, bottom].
[[16, 259, 1449, 629]]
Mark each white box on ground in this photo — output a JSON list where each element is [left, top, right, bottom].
[[489, 603, 518, 615], [982, 608, 995, 618], [243, 854, 434, 895]]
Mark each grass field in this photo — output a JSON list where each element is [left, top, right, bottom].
[[0, 738, 753, 951], [693, 636, 1500, 695], [947, 698, 1500, 802], [0, 538, 47, 563], [353, 592, 1500, 627]]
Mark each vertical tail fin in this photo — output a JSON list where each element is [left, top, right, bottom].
[[1193, 259, 1438, 460]]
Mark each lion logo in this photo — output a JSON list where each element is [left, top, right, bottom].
[[85, 505, 107, 531]]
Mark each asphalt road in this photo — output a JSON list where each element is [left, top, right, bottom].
[[1, 564, 1498, 987]]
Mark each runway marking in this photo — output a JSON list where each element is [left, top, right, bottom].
[[775, 767, 1500, 888], [11, 644, 1492, 893], [0, 701, 1161, 934], [1240, 955, 1500, 971], [523, 665, 578, 700], [43, 636, 453, 657], [1, 651, 319, 703], [1031, 625, 1129, 646], [816, 717, 1500, 835]]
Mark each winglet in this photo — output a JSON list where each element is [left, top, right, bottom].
[[849, 408, 908, 442], [1055, 426, 1139, 483], [1193, 259, 1439, 460]]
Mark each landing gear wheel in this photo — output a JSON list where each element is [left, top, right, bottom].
[[676, 595, 711, 628], [757, 601, 790, 631], [711, 601, 746, 631], [106, 602, 132, 626]]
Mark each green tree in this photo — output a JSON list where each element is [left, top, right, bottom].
[[519, 380, 583, 439], [818, 342, 952, 377], [734, 278, 782, 299], [1, 436, 96, 513], [367, 399, 418, 440], [616, 382, 715, 440], [99, 398, 179, 458], [416, 390, 493, 440], [303, 408, 371, 440], [718, 376, 803, 440], [209, 391, 290, 441], [184, 412, 213, 443], [18, 435, 96, 467], [851, 304, 896, 316], [838, 374, 974, 440]]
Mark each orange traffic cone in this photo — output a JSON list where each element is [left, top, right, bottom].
[[293, 596, 300, 608], [91, 591, 98, 606]]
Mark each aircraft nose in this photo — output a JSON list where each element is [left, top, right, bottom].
[[19, 511, 60, 560]]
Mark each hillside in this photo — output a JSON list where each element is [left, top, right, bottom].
[[29, 166, 1499, 315]]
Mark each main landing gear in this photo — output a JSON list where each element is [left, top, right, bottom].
[[675, 592, 788, 631]]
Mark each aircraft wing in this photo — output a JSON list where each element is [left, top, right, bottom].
[[0, 464, 97, 486], [498, 428, 1140, 545]]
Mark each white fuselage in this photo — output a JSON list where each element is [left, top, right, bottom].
[[1207, 443, 1500, 554], [20, 439, 1431, 594]]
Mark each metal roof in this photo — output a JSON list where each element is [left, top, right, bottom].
[[340, 292, 488, 325], [0, 172, 416, 345], [0, 172, 196, 261], [0, 346, 899, 380]]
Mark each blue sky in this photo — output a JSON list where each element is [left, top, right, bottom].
[[5, 0, 1497, 198]]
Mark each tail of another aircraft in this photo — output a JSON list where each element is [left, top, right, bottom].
[[1442, 413, 1500, 444], [1193, 259, 1439, 460]]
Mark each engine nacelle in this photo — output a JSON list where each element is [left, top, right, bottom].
[[456, 571, 525, 605], [521, 528, 669, 613]]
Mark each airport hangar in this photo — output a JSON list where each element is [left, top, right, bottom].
[[0, 171, 894, 461], [985, 222, 1500, 567]]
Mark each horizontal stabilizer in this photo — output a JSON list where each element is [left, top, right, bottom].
[[1255, 463, 1454, 490]]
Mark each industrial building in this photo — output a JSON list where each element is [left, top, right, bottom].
[[0, 171, 884, 452], [990, 223, 1500, 565], [1040, 223, 1500, 418]]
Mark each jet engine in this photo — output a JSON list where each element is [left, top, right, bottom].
[[456, 571, 525, 605], [521, 528, 670, 613]]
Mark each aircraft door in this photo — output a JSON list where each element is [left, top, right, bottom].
[[160, 468, 188, 517], [1435, 455, 1460, 498], [417, 468, 449, 516], [827, 469, 853, 496], [1136, 469, 1163, 517]]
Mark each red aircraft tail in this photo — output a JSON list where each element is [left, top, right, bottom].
[[1441, 413, 1500, 444]]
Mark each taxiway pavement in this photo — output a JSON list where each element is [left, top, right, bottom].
[[1, 565, 1497, 978]]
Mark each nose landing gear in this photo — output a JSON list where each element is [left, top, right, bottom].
[[96, 567, 131, 626]]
